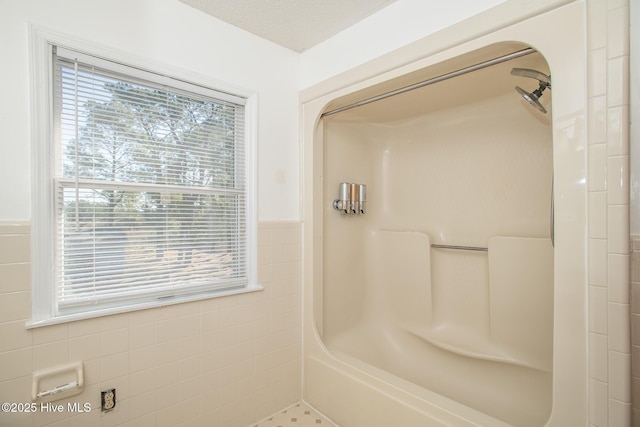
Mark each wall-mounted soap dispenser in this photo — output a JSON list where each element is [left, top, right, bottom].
[[333, 182, 366, 215], [358, 183, 366, 214]]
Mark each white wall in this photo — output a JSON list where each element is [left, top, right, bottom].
[[4, 0, 633, 249], [299, 0, 506, 89], [0, 0, 300, 222]]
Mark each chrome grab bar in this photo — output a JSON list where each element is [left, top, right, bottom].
[[431, 244, 488, 252]]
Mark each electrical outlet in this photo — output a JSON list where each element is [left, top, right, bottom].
[[101, 388, 116, 412]]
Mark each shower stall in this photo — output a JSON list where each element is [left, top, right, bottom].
[[322, 48, 554, 426], [303, 3, 589, 427]]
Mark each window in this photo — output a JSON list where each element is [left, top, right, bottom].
[[29, 40, 257, 327]]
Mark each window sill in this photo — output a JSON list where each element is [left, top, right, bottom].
[[25, 283, 264, 329]]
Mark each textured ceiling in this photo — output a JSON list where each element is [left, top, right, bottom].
[[180, 0, 398, 52]]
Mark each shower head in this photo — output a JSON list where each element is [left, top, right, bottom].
[[511, 68, 551, 114], [515, 85, 548, 114]]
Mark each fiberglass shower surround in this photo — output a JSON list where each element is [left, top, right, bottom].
[[320, 47, 554, 426]]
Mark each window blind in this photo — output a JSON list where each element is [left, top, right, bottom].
[[52, 46, 249, 313]]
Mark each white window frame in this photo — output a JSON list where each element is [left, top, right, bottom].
[[28, 27, 259, 328]]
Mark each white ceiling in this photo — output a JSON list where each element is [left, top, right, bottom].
[[179, 0, 398, 53]]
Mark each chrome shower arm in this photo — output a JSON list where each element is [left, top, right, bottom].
[[511, 68, 551, 87]]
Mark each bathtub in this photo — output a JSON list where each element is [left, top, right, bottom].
[[302, 2, 589, 426]]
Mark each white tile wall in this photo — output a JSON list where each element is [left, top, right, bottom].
[[587, 0, 632, 425], [0, 221, 302, 427], [631, 238, 640, 425]]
